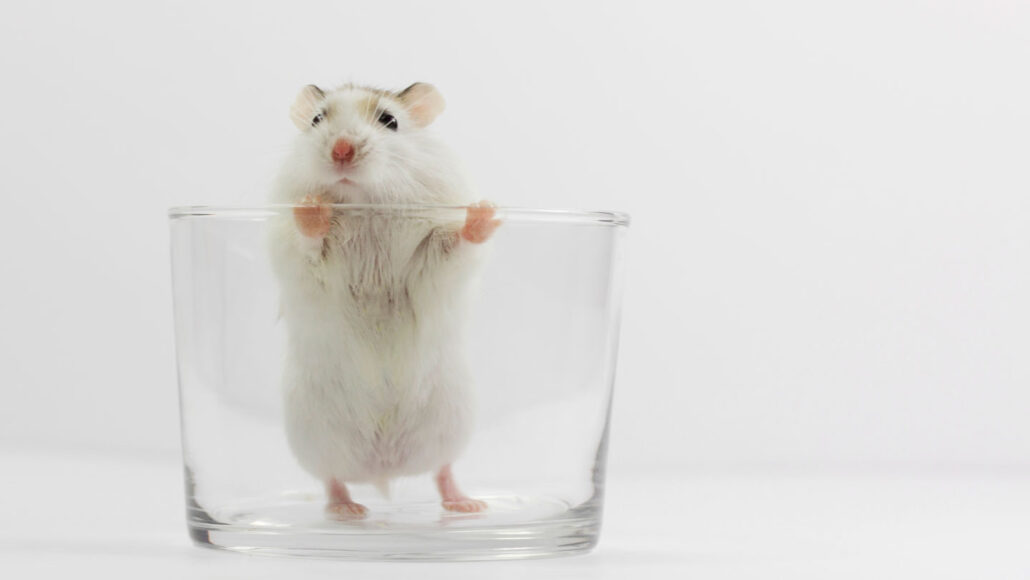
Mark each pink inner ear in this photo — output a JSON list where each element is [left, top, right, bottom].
[[409, 102, 438, 125], [402, 84, 445, 127], [289, 85, 323, 130]]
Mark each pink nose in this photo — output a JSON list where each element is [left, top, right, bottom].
[[331, 139, 354, 164]]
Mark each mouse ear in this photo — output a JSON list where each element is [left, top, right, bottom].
[[397, 83, 445, 127], [289, 85, 325, 131]]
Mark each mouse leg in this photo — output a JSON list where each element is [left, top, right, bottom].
[[325, 478, 368, 521], [294, 194, 333, 239], [460, 201, 501, 244], [435, 464, 487, 513]]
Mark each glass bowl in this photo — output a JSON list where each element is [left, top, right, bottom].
[[168, 204, 629, 560]]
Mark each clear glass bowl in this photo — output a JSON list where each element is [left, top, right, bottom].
[[168, 204, 629, 560]]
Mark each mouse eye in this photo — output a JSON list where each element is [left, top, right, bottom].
[[311, 111, 326, 127], [377, 111, 398, 131]]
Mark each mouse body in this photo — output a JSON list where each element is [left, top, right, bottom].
[[268, 82, 499, 519]]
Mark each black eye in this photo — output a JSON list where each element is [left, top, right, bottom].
[[377, 111, 398, 131], [311, 111, 325, 127]]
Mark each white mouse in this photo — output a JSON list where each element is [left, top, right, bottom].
[[267, 82, 500, 520]]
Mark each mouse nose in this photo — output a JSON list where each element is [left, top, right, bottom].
[[331, 139, 355, 165]]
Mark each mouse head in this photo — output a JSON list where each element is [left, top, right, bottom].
[[287, 82, 446, 198]]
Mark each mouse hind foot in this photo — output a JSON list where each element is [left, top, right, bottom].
[[325, 478, 368, 521], [435, 464, 487, 513]]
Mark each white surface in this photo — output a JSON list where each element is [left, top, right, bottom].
[[3, 447, 1028, 578], [1, 2, 1029, 471]]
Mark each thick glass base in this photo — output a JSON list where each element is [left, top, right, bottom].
[[188, 493, 602, 561]]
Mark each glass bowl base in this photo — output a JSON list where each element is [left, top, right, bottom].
[[188, 493, 602, 561]]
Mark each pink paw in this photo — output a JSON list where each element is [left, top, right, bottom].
[[294, 194, 333, 239], [460, 201, 501, 244], [442, 498, 488, 513], [326, 501, 368, 521]]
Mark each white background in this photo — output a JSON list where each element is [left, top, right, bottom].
[[2, 1, 1029, 477]]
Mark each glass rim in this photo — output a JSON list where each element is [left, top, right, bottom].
[[168, 204, 630, 226]]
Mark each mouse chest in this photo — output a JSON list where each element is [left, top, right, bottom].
[[316, 221, 428, 313]]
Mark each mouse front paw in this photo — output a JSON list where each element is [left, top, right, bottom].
[[294, 194, 333, 239], [461, 201, 501, 244]]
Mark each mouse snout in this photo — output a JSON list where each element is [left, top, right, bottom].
[[331, 139, 355, 165]]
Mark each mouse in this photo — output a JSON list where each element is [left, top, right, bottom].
[[267, 82, 500, 520]]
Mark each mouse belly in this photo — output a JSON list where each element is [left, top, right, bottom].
[[282, 354, 474, 484]]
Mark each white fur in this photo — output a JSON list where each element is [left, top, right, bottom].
[[268, 85, 481, 491]]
